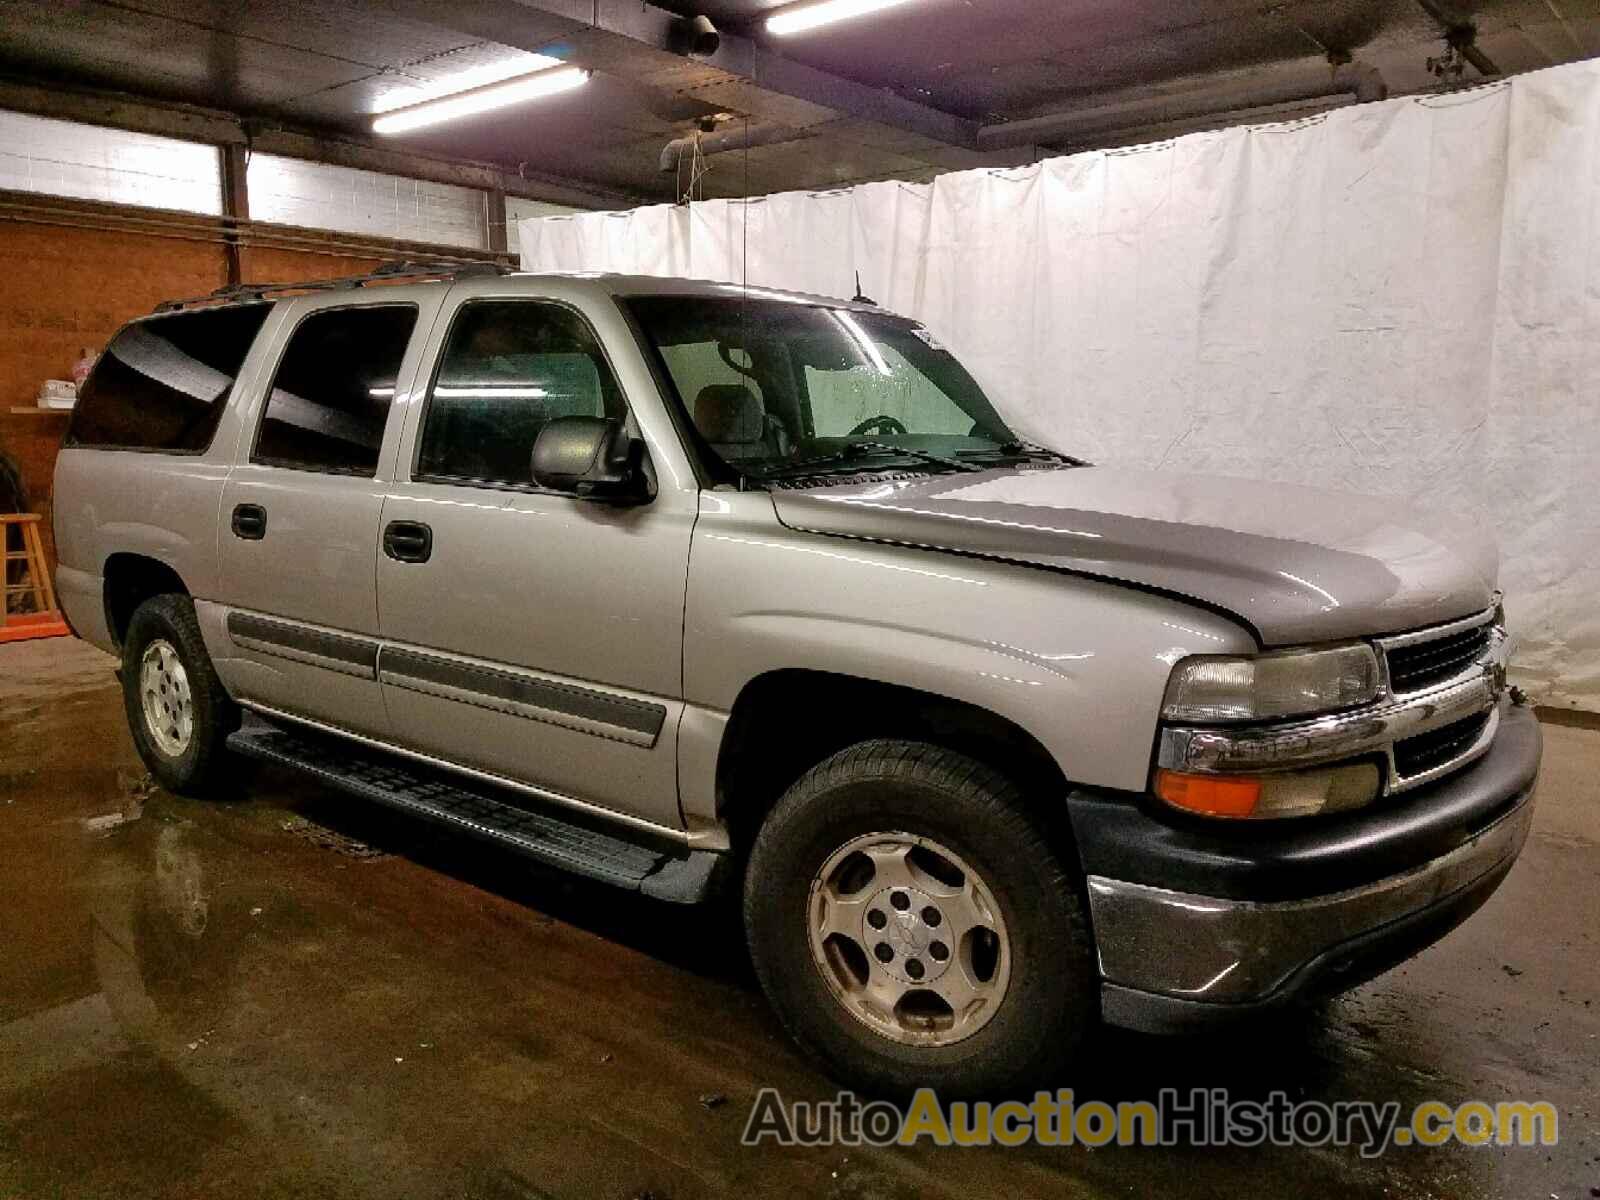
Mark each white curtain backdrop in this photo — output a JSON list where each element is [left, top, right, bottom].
[[522, 59, 1600, 711]]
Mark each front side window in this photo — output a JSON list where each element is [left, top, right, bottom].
[[625, 296, 1035, 485], [253, 304, 418, 475], [416, 301, 624, 487], [68, 304, 271, 453]]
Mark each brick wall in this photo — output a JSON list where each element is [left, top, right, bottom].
[[0, 219, 381, 569], [0, 223, 227, 565]]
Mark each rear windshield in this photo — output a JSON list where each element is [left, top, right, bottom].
[[67, 304, 272, 453]]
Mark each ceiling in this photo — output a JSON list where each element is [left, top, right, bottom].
[[0, 0, 1596, 203]]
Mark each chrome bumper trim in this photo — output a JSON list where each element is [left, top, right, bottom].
[[1085, 795, 1535, 1004], [1158, 627, 1513, 793]]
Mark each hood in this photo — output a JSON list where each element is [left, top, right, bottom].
[[769, 466, 1498, 646]]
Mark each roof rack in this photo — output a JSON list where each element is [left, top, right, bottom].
[[154, 259, 513, 312]]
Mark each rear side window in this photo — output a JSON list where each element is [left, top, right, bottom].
[[253, 304, 418, 476], [67, 304, 271, 453], [416, 300, 624, 488]]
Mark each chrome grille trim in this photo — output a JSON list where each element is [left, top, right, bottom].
[[1159, 673, 1499, 779], [1375, 605, 1498, 652], [1378, 605, 1500, 697], [1388, 702, 1500, 792], [1158, 616, 1512, 795]]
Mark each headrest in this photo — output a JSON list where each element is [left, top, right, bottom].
[[694, 384, 764, 445]]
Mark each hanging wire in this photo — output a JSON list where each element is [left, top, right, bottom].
[[742, 116, 751, 296]]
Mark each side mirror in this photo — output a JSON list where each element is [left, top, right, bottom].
[[531, 416, 648, 502]]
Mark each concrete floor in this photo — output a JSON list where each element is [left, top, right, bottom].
[[1, 637, 1596, 1200]]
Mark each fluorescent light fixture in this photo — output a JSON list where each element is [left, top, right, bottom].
[[371, 52, 565, 114], [434, 385, 550, 399], [373, 67, 590, 135], [766, 0, 917, 36]]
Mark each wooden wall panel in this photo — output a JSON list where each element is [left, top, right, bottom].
[[0, 223, 388, 571], [0, 223, 226, 566]]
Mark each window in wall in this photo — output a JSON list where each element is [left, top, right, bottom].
[[0, 110, 222, 214], [254, 305, 418, 475], [246, 152, 490, 249], [417, 301, 624, 487], [68, 304, 272, 453]]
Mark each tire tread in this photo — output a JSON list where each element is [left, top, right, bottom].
[[121, 593, 240, 796]]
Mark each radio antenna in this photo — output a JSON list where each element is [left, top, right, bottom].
[[741, 116, 750, 297]]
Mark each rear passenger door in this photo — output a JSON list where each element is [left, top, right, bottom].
[[215, 291, 443, 739], [374, 292, 696, 831]]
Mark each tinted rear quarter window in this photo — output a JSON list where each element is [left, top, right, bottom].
[[253, 304, 418, 476], [67, 304, 272, 452]]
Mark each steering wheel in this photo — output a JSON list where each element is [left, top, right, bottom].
[[846, 414, 909, 437]]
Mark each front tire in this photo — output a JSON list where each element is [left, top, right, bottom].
[[744, 739, 1097, 1098], [121, 594, 240, 796]]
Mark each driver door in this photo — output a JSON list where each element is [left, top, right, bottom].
[[374, 292, 695, 830]]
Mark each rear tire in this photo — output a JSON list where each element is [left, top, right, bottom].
[[121, 594, 240, 796], [744, 739, 1097, 1098]]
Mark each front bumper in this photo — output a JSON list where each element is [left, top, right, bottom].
[[1077, 701, 1541, 1034]]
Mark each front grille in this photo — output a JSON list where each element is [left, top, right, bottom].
[[1385, 623, 1492, 693], [1393, 711, 1491, 778]]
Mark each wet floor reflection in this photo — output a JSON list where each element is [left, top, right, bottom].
[[2, 649, 1595, 1198]]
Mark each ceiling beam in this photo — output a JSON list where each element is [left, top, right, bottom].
[[390, 0, 996, 169], [975, 59, 1388, 153]]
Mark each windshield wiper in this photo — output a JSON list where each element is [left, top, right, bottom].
[[750, 441, 986, 479], [957, 441, 1090, 467]]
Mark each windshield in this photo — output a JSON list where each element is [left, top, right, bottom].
[[625, 295, 1038, 484]]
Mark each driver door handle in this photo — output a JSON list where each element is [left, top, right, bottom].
[[383, 520, 433, 564]]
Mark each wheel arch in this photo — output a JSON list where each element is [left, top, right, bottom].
[[715, 668, 1075, 850], [103, 553, 190, 649]]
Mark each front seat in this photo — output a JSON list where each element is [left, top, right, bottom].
[[693, 384, 791, 464]]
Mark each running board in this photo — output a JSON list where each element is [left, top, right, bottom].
[[225, 720, 721, 903]]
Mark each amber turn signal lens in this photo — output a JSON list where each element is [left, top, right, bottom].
[[1154, 769, 1262, 817]]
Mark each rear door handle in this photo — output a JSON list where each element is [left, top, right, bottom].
[[383, 520, 433, 564], [231, 503, 266, 540]]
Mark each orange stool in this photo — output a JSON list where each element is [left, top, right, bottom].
[[1, 513, 71, 642]]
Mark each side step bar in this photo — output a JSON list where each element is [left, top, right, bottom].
[[226, 720, 722, 903]]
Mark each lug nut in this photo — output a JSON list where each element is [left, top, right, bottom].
[[867, 909, 887, 930], [921, 906, 942, 927], [906, 958, 925, 980], [929, 940, 949, 962], [874, 943, 894, 963], [889, 891, 910, 911]]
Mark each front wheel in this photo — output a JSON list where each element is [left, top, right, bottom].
[[744, 740, 1098, 1098], [121, 594, 240, 796]]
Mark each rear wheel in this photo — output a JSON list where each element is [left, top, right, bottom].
[[744, 739, 1097, 1098], [121, 594, 240, 795]]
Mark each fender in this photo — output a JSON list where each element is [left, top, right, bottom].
[[677, 492, 1256, 824]]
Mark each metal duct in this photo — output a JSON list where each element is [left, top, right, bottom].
[[659, 123, 811, 174], [977, 60, 1389, 152]]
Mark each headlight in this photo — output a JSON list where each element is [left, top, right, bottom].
[[1161, 644, 1382, 723]]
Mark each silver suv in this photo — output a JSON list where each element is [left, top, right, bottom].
[[53, 262, 1541, 1096]]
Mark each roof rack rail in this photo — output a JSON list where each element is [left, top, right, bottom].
[[155, 258, 513, 312]]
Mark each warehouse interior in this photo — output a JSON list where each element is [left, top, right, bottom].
[[1, 1, 1598, 1197]]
